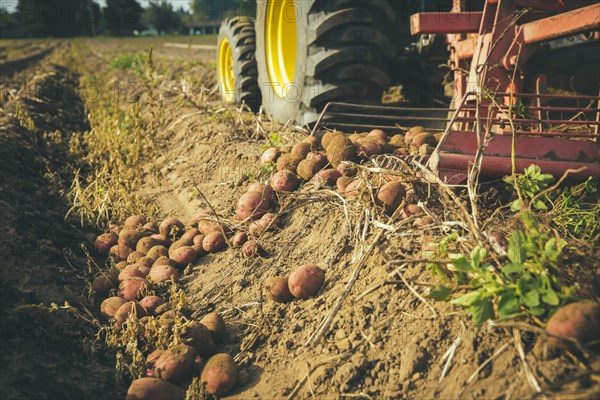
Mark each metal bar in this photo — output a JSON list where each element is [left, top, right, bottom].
[[326, 112, 450, 123], [410, 12, 483, 35], [450, 129, 600, 138], [521, 3, 600, 44]]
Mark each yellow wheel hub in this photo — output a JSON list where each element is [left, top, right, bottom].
[[265, 0, 297, 98], [218, 38, 235, 102]]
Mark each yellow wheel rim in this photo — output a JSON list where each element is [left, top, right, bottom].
[[218, 37, 235, 102], [266, 0, 297, 98]]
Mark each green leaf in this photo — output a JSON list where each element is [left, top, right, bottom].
[[498, 293, 520, 318], [471, 298, 495, 325], [533, 199, 548, 210], [502, 262, 525, 275], [471, 246, 487, 269], [510, 199, 522, 212], [507, 231, 526, 264], [427, 285, 452, 301], [541, 289, 559, 306], [451, 255, 474, 273], [523, 290, 540, 307], [451, 290, 481, 307]]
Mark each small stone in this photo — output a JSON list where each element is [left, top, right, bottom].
[[335, 329, 346, 341], [337, 338, 352, 352]]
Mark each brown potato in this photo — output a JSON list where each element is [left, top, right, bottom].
[[231, 232, 248, 247], [149, 234, 170, 247], [271, 170, 299, 191], [261, 147, 280, 165], [170, 246, 198, 267], [152, 256, 175, 268], [139, 296, 165, 315], [355, 138, 383, 158], [389, 134, 405, 148], [117, 277, 150, 301], [92, 275, 115, 297], [197, 219, 230, 236], [188, 209, 214, 226], [402, 204, 423, 218], [181, 321, 216, 357], [546, 301, 600, 346], [241, 240, 260, 258], [109, 244, 134, 262], [304, 135, 319, 150], [314, 169, 342, 186], [405, 126, 427, 141], [336, 162, 357, 177], [276, 153, 303, 173], [125, 378, 185, 400], [192, 234, 206, 247], [114, 301, 146, 328], [142, 221, 159, 233], [336, 176, 354, 194], [418, 143, 434, 157], [151, 344, 198, 384], [291, 142, 311, 159], [118, 228, 146, 249], [200, 312, 226, 342], [344, 179, 366, 197], [410, 132, 437, 148], [159, 217, 185, 239], [200, 353, 238, 397], [264, 276, 294, 303], [247, 182, 276, 202], [377, 181, 407, 214], [118, 265, 148, 281], [137, 256, 155, 268], [326, 135, 356, 166], [95, 232, 118, 256], [306, 152, 328, 169], [236, 191, 271, 221], [368, 129, 387, 140], [115, 261, 129, 271], [297, 159, 321, 180], [100, 296, 127, 319], [124, 215, 146, 230], [180, 228, 201, 243], [127, 251, 145, 263], [148, 264, 180, 283], [321, 130, 344, 149], [288, 264, 325, 299], [136, 236, 158, 254], [146, 245, 169, 260], [202, 232, 226, 253]]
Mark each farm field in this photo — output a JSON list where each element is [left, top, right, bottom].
[[0, 37, 599, 400]]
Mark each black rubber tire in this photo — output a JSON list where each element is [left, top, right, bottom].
[[255, 0, 396, 126], [217, 17, 261, 111]]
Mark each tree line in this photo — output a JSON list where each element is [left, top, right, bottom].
[[0, 0, 257, 38]]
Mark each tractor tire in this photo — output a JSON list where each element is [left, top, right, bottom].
[[255, 0, 396, 126], [217, 17, 261, 111]]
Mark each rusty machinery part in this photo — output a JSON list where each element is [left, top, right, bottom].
[[254, 0, 397, 126], [217, 17, 261, 111]]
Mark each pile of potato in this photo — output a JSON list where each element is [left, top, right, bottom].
[[92, 215, 240, 399]]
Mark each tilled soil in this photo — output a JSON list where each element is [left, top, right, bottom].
[[1, 39, 599, 400]]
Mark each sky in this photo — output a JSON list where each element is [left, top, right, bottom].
[[0, 1, 191, 13]]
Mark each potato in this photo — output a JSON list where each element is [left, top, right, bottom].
[[280, 144, 292, 153], [297, 159, 321, 180], [236, 191, 271, 221], [291, 142, 311, 159], [181, 321, 216, 357], [197, 219, 230, 236], [200, 312, 226, 342], [249, 212, 279, 237], [170, 246, 198, 267], [125, 377, 185, 400], [181, 228, 201, 243], [241, 240, 260, 258], [264, 276, 294, 303], [118, 228, 146, 249], [276, 153, 303, 173], [92, 275, 115, 296], [321, 130, 344, 149], [118, 277, 150, 301], [139, 296, 165, 315], [410, 132, 437, 148], [145, 349, 165, 373], [200, 353, 238, 396], [159, 217, 185, 239], [393, 147, 408, 156], [136, 236, 158, 254], [355, 138, 383, 158], [326, 135, 356, 166], [336, 162, 357, 177], [389, 134, 405, 148], [108, 223, 121, 235], [413, 216, 434, 227], [100, 296, 127, 319], [127, 251, 145, 263], [261, 147, 280, 165], [152, 256, 175, 268], [95, 232, 118, 256], [546, 302, 600, 346], [271, 170, 299, 191], [158, 310, 182, 330], [137, 256, 155, 268], [314, 169, 342, 186], [247, 182, 276, 202], [149, 265, 180, 283], [304, 135, 319, 150], [149, 234, 170, 247], [115, 261, 129, 271], [146, 245, 169, 260], [377, 181, 406, 214], [202, 232, 226, 253], [402, 204, 423, 218], [231, 232, 248, 247], [123, 215, 145, 230], [336, 176, 353, 194], [168, 239, 191, 257], [115, 301, 147, 328], [288, 264, 325, 299], [119, 265, 148, 281], [306, 152, 328, 169], [405, 126, 427, 141], [344, 179, 366, 197], [188, 209, 214, 226], [368, 129, 387, 140], [151, 344, 198, 384], [191, 233, 205, 247], [142, 221, 159, 233], [418, 143, 434, 157], [109, 244, 134, 262]]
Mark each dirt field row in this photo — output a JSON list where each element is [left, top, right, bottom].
[[0, 38, 598, 400]]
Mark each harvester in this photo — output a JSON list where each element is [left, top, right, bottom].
[[217, 0, 600, 182]]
